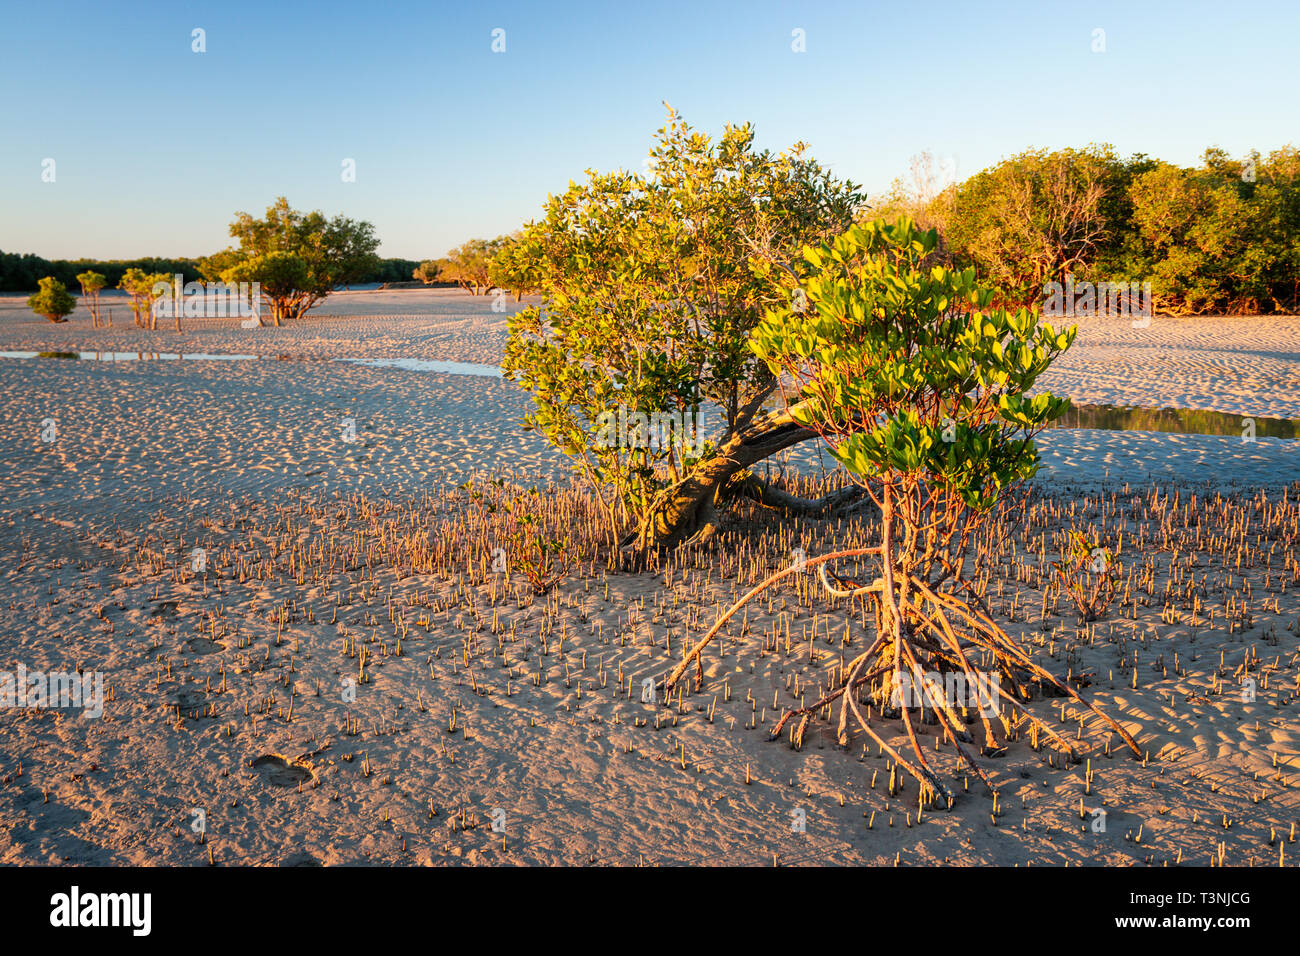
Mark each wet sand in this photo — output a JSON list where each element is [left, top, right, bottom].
[[0, 290, 1296, 866]]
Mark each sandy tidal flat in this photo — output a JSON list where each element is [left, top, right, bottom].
[[0, 292, 1297, 866]]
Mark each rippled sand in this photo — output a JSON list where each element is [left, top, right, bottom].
[[1037, 312, 1300, 420], [0, 291, 1296, 867], [3, 293, 1296, 498], [0, 288, 510, 365]]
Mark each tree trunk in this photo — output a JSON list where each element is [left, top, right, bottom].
[[624, 415, 842, 553]]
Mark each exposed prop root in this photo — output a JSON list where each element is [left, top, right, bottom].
[[666, 548, 1144, 804], [664, 546, 883, 692]]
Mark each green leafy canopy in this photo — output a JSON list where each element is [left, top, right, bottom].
[[27, 276, 76, 322], [750, 217, 1077, 510], [502, 108, 862, 539]]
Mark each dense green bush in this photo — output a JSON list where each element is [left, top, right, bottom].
[[873, 144, 1299, 314], [503, 109, 862, 552], [1123, 147, 1300, 313], [0, 252, 202, 294], [200, 197, 380, 323], [361, 257, 420, 285], [27, 276, 76, 322], [0, 250, 413, 293]]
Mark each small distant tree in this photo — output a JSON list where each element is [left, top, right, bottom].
[[117, 268, 170, 328], [670, 218, 1140, 804], [27, 276, 75, 323], [75, 270, 108, 327], [488, 232, 537, 301], [204, 197, 379, 324], [412, 260, 441, 285], [158, 275, 185, 331], [221, 251, 311, 326], [439, 258, 465, 290], [443, 238, 497, 294]]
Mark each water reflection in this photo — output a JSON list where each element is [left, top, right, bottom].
[[337, 357, 502, 377], [0, 351, 258, 362], [1048, 403, 1298, 439]]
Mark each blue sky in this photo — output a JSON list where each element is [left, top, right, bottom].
[[1, 0, 1295, 260]]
